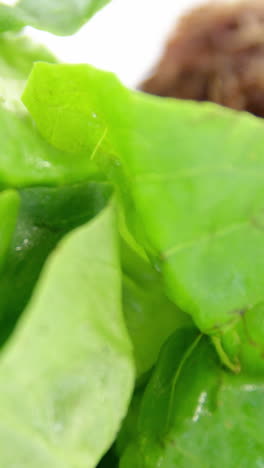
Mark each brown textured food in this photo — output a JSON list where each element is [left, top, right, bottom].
[[140, 1, 264, 117]]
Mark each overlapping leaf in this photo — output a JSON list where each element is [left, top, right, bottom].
[[0, 181, 111, 344], [0, 39, 103, 188], [0, 204, 134, 467], [0, 189, 19, 271], [121, 240, 193, 376], [0, 34, 56, 114], [23, 63, 264, 372], [0, 106, 103, 188], [120, 331, 264, 468]]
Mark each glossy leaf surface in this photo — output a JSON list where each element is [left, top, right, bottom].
[[120, 332, 264, 468]]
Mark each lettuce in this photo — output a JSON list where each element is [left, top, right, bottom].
[[24, 62, 264, 375], [0, 0, 110, 35], [0, 204, 134, 468], [120, 331, 264, 467], [121, 240, 193, 376], [0, 189, 19, 271], [0, 181, 112, 344], [0, 1, 264, 466]]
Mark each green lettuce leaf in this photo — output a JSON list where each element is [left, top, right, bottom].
[[0, 0, 110, 36], [23, 63, 264, 373], [0, 33, 56, 114], [97, 448, 119, 468], [0, 41, 112, 344], [0, 203, 134, 467], [0, 181, 111, 344], [23, 63, 126, 155], [0, 40, 103, 189], [120, 331, 264, 468], [0, 106, 103, 188], [121, 240, 193, 376], [115, 387, 143, 460], [0, 189, 19, 271]]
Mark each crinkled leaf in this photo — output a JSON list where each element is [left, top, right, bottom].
[[23, 63, 264, 372], [0, 189, 19, 271], [0, 0, 110, 36], [120, 332, 264, 468], [0, 181, 112, 344], [121, 240, 193, 376], [0, 203, 134, 468]]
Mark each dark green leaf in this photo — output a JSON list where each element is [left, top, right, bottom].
[[121, 332, 264, 468], [0, 189, 19, 271], [115, 385, 146, 460], [0, 181, 111, 344], [97, 447, 119, 468]]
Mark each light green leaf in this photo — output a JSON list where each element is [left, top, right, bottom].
[[23, 63, 127, 155], [0, 37, 98, 189], [0, 33, 56, 114], [0, 0, 110, 36], [20, 64, 119, 189], [0, 36, 91, 189], [0, 189, 19, 271], [0, 5, 22, 33], [121, 240, 193, 376], [0, 34, 86, 191], [0, 106, 103, 188], [23, 62, 264, 372], [0, 203, 134, 467], [120, 331, 264, 468]]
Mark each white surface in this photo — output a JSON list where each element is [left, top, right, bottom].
[[25, 0, 205, 87]]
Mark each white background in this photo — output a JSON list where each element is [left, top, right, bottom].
[[25, 0, 206, 87]]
